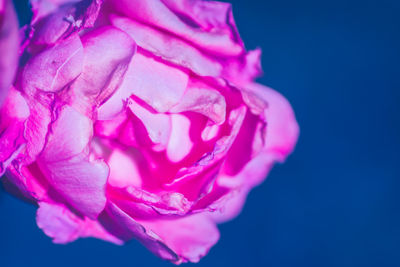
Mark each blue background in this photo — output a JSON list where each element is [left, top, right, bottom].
[[1, 0, 399, 266]]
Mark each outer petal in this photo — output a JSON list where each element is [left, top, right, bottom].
[[22, 34, 84, 94], [40, 105, 92, 162], [38, 106, 108, 219], [100, 201, 219, 263], [107, 186, 192, 219], [210, 84, 299, 222], [23, 95, 53, 163], [110, 0, 242, 56], [0, 0, 19, 106], [21, 35, 84, 162], [110, 15, 222, 77], [222, 48, 263, 85], [30, 0, 102, 38], [99, 202, 179, 262], [222, 110, 260, 176], [37, 201, 122, 244], [110, 13, 261, 82], [30, 0, 81, 23], [162, 0, 240, 39], [139, 214, 220, 263], [65, 26, 135, 116], [246, 83, 299, 159], [3, 162, 50, 202], [0, 88, 30, 175]]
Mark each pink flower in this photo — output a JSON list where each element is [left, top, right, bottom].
[[1, 0, 299, 263], [0, 0, 19, 106]]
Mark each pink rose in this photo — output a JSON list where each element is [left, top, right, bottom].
[[1, 0, 299, 263], [0, 0, 19, 106]]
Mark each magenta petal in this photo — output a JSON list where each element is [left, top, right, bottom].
[[106, 51, 188, 115], [98, 50, 188, 119], [169, 81, 226, 124], [4, 162, 50, 202], [0, 0, 19, 106], [139, 214, 220, 263], [21, 35, 84, 162], [41, 106, 92, 162], [106, 146, 143, 188], [37, 201, 84, 244], [67, 26, 135, 115], [110, 15, 223, 77], [166, 114, 193, 162], [38, 154, 109, 219], [30, 0, 102, 31], [100, 202, 179, 262], [37, 201, 122, 244], [31, 4, 78, 45], [223, 48, 263, 85], [38, 106, 108, 219], [0, 88, 29, 174], [248, 83, 299, 158], [162, 0, 239, 39], [210, 84, 299, 222], [222, 110, 260, 176], [100, 201, 219, 263], [24, 96, 53, 163], [22, 34, 84, 94], [110, 0, 242, 56], [108, 186, 191, 219], [30, 0, 81, 23], [127, 98, 171, 148]]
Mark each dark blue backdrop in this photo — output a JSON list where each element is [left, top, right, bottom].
[[1, 0, 399, 266]]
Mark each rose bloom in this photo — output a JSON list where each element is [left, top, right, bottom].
[[0, 0, 299, 263]]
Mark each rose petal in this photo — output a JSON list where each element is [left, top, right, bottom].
[[0, 88, 30, 174], [110, 15, 222, 77], [107, 146, 143, 188], [127, 98, 171, 148], [108, 186, 191, 219], [40, 105, 92, 162], [4, 162, 50, 202], [24, 95, 53, 163], [31, 4, 78, 45], [0, 0, 19, 106], [139, 213, 220, 263], [37, 201, 122, 244], [162, 0, 238, 38], [222, 110, 260, 176], [222, 48, 263, 85], [99, 52, 188, 118], [209, 84, 299, 222], [30, 0, 102, 32], [38, 153, 109, 219], [22, 34, 84, 94], [165, 106, 247, 199], [110, 0, 242, 56], [99, 202, 179, 262], [30, 0, 81, 24], [247, 83, 299, 158], [65, 26, 135, 116], [38, 106, 108, 219], [169, 80, 226, 124], [167, 114, 193, 163], [100, 201, 219, 263]]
